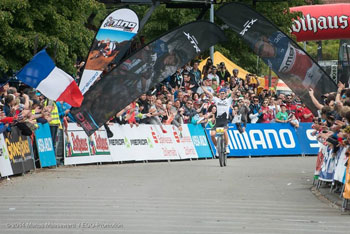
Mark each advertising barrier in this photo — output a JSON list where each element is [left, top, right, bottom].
[[64, 123, 112, 165], [2, 126, 34, 175], [0, 134, 13, 177], [108, 124, 199, 162], [319, 146, 336, 182], [295, 123, 320, 155], [333, 147, 347, 183], [34, 123, 56, 168], [187, 124, 213, 159], [1, 122, 318, 171], [206, 123, 318, 157]]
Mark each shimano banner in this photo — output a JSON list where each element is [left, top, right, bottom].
[[295, 123, 320, 155], [72, 21, 226, 136], [216, 3, 337, 115], [206, 123, 317, 157], [79, 8, 139, 94]]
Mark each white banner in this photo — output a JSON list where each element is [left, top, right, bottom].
[[64, 123, 112, 165], [108, 124, 198, 162], [334, 147, 348, 183], [0, 134, 13, 177]]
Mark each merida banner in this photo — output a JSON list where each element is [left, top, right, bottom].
[[107, 124, 199, 162], [206, 123, 317, 157], [216, 3, 337, 115], [71, 20, 226, 136], [79, 8, 139, 94]]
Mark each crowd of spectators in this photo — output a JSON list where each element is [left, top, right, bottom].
[[0, 82, 73, 150], [110, 59, 315, 135], [309, 81, 350, 157], [0, 58, 316, 144]]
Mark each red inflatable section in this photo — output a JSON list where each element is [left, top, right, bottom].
[[290, 4, 350, 42]]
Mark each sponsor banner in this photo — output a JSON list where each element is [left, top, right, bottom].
[[319, 146, 336, 182], [0, 133, 13, 177], [108, 124, 181, 161], [216, 3, 337, 115], [318, 60, 338, 84], [3, 127, 34, 175], [290, 4, 350, 42], [338, 40, 350, 85], [343, 157, 350, 199], [79, 8, 139, 94], [72, 21, 226, 136], [109, 124, 164, 161], [64, 123, 112, 165], [295, 123, 320, 155], [314, 144, 326, 176], [187, 124, 213, 159], [34, 123, 56, 168], [206, 123, 303, 157], [333, 147, 347, 183], [169, 125, 197, 159]]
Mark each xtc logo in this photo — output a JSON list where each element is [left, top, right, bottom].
[[240, 19, 258, 36], [183, 32, 201, 53]]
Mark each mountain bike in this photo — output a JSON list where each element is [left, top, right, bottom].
[[216, 127, 227, 167]]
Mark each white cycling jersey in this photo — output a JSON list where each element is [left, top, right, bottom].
[[213, 96, 233, 118]]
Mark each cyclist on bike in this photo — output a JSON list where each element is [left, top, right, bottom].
[[201, 85, 238, 156]]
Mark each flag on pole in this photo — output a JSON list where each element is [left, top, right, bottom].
[[16, 49, 83, 107]]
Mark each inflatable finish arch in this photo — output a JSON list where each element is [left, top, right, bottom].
[[290, 4, 350, 42]]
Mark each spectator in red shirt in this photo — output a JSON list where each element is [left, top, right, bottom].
[[285, 94, 297, 114], [297, 102, 314, 122]]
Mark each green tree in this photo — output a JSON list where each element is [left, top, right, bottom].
[[130, 0, 308, 76], [0, 0, 106, 76]]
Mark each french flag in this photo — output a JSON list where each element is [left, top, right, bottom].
[[16, 49, 83, 107]]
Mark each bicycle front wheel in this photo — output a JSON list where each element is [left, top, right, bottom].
[[217, 136, 224, 167]]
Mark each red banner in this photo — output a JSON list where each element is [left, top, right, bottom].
[[290, 4, 350, 42]]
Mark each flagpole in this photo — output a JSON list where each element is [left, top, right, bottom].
[[209, 1, 214, 61]]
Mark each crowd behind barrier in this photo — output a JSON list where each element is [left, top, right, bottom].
[[2, 58, 350, 208]]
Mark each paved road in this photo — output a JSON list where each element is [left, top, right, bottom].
[[0, 157, 349, 233]]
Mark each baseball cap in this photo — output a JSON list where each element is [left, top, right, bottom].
[[219, 62, 225, 67], [233, 68, 239, 73], [219, 88, 226, 93], [238, 97, 244, 100]]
